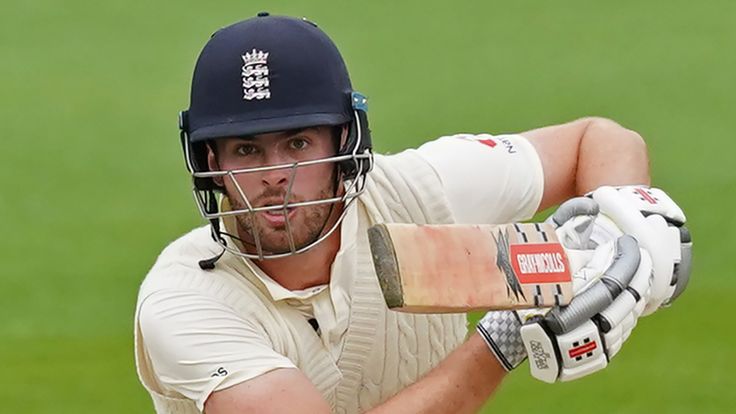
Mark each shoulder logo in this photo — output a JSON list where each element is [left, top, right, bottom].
[[456, 134, 517, 153], [241, 49, 271, 100]]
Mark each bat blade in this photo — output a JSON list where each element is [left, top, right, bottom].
[[368, 223, 573, 313]]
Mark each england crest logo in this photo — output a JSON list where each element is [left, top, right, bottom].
[[241, 49, 271, 100]]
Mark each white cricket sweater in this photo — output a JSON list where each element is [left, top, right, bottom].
[[134, 134, 543, 413]]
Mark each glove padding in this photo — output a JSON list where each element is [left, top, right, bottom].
[[518, 235, 652, 382], [590, 186, 692, 314], [477, 197, 653, 382]]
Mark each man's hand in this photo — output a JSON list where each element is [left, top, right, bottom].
[[477, 197, 653, 382], [590, 186, 692, 314], [518, 234, 652, 382]]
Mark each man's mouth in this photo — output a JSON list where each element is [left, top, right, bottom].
[[260, 206, 297, 226]]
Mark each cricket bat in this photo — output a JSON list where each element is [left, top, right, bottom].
[[368, 222, 574, 313]]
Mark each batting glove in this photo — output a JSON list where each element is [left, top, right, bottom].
[[589, 186, 692, 314], [477, 197, 653, 382]]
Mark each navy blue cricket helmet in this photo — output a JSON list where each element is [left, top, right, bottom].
[[177, 13, 373, 261], [179, 13, 372, 191]]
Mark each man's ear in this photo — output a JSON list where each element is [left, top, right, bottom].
[[206, 143, 225, 188]]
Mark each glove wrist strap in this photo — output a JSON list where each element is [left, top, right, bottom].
[[476, 311, 526, 370]]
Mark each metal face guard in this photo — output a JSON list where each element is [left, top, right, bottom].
[[191, 151, 372, 260], [179, 93, 374, 261]]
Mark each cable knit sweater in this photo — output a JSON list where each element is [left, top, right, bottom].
[[134, 151, 468, 413]]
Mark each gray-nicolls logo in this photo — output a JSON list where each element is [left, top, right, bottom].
[[529, 340, 551, 370], [241, 49, 271, 100]]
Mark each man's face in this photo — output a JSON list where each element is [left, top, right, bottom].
[[208, 126, 340, 255]]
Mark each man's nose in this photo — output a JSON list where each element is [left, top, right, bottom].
[[261, 151, 292, 187], [261, 168, 289, 187]]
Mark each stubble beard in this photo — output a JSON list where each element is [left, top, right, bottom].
[[229, 185, 337, 255]]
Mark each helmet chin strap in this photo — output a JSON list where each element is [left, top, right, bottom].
[[199, 193, 228, 270]]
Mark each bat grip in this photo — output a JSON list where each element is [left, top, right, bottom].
[[544, 235, 640, 334]]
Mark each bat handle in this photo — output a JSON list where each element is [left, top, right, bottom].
[[544, 235, 640, 335]]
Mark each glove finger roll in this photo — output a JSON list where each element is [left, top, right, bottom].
[[544, 235, 640, 334], [550, 197, 600, 227], [597, 290, 637, 333]]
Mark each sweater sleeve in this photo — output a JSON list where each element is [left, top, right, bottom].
[[137, 288, 296, 412], [415, 133, 544, 224]]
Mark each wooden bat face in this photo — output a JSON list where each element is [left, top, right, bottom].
[[368, 223, 573, 313]]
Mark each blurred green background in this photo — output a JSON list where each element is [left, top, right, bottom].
[[2, 0, 734, 412]]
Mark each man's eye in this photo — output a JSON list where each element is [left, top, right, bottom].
[[236, 145, 257, 156], [289, 138, 308, 150]]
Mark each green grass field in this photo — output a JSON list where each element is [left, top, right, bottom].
[[2, 0, 734, 412]]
